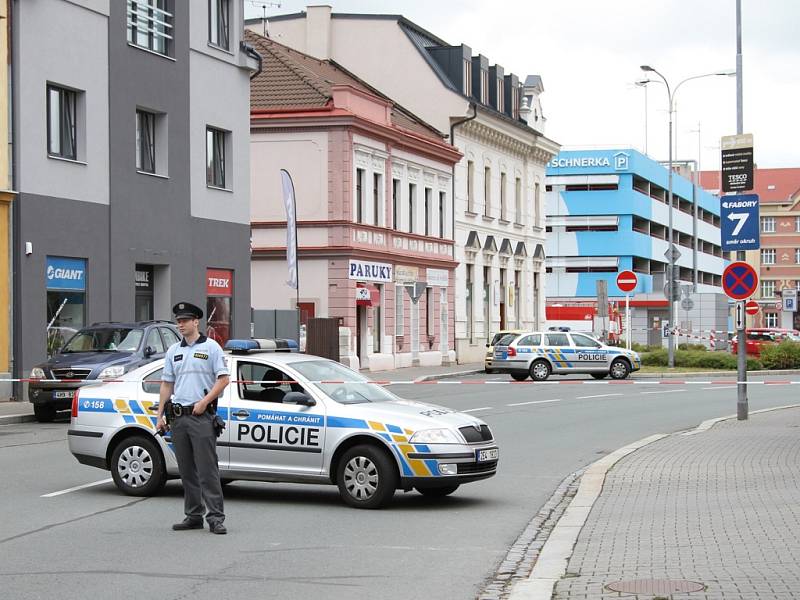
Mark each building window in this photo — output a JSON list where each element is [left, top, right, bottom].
[[408, 183, 416, 233], [392, 178, 400, 230], [500, 172, 507, 220], [497, 81, 504, 112], [534, 182, 541, 227], [466, 264, 474, 342], [761, 217, 775, 233], [47, 85, 77, 160], [511, 86, 520, 119], [765, 312, 778, 328], [483, 266, 491, 339], [796, 248, 800, 264], [463, 60, 472, 95], [355, 168, 365, 223], [439, 191, 446, 238], [484, 166, 491, 217], [136, 110, 156, 173], [373, 173, 382, 226], [127, 0, 173, 56], [208, 0, 230, 50], [424, 188, 431, 236], [514, 270, 521, 326], [514, 177, 522, 224], [762, 280, 775, 298], [372, 285, 382, 353], [467, 160, 475, 212], [480, 70, 489, 104], [425, 288, 433, 337], [761, 248, 776, 265], [206, 127, 227, 188], [796, 216, 800, 233], [395, 284, 404, 336]]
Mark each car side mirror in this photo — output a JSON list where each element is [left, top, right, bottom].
[[283, 391, 316, 406], [144, 346, 155, 358], [485, 343, 490, 348]]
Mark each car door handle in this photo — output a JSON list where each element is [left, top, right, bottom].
[[147, 404, 159, 412], [231, 410, 250, 418]]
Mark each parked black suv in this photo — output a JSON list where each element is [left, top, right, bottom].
[[29, 321, 180, 422]]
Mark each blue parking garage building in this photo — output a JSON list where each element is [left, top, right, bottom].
[[545, 149, 727, 346]]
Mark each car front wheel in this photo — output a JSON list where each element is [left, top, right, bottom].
[[337, 445, 398, 509], [110, 435, 166, 497], [529, 359, 551, 381], [511, 373, 528, 381], [591, 373, 607, 380], [609, 358, 631, 380]]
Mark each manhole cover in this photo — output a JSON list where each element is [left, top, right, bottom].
[[605, 579, 705, 594]]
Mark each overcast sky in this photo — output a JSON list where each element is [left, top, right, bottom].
[[244, 0, 800, 171]]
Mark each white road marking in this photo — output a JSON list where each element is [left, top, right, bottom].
[[41, 478, 113, 498], [462, 407, 492, 413], [576, 393, 623, 400], [506, 399, 562, 407], [701, 386, 737, 390], [640, 389, 687, 395]]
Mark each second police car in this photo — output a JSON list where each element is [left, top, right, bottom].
[[492, 330, 641, 381], [67, 340, 498, 509]]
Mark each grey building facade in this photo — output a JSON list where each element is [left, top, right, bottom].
[[11, 0, 257, 388]]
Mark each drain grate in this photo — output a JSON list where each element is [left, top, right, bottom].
[[605, 579, 705, 594]]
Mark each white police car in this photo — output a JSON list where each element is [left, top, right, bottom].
[[67, 339, 498, 509], [492, 331, 641, 381]]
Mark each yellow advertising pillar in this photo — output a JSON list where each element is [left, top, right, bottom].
[[1, 3, 14, 381]]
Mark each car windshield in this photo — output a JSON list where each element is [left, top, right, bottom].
[[289, 360, 398, 405], [491, 332, 514, 346], [61, 328, 144, 353], [497, 334, 518, 346]]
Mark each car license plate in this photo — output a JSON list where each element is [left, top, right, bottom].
[[476, 448, 499, 462], [54, 391, 74, 399], [494, 350, 507, 359]]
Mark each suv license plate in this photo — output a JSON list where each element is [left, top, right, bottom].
[[54, 391, 74, 399], [476, 448, 499, 462]]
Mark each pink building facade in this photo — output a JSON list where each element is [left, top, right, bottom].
[[248, 35, 461, 370]]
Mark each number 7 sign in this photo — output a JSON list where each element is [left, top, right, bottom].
[[720, 194, 760, 252]]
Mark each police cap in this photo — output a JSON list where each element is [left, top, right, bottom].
[[172, 302, 203, 320]]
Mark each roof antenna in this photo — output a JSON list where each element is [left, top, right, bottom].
[[248, 1, 282, 37]]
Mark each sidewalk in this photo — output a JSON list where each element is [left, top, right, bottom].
[[0, 398, 35, 424], [366, 362, 483, 382], [548, 407, 800, 599]]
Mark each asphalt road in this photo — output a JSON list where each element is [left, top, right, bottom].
[[1, 374, 796, 600]]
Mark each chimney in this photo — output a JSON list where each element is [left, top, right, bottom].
[[306, 5, 332, 60]]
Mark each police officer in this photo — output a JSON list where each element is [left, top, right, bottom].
[[157, 302, 230, 534]]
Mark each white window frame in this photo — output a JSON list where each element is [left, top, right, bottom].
[[127, 0, 173, 56], [47, 85, 77, 160], [500, 172, 507, 220], [467, 160, 475, 213], [796, 248, 800, 264], [796, 216, 800, 233], [395, 284, 404, 337], [514, 177, 522, 224], [761, 280, 775, 298], [761, 216, 775, 233], [765, 312, 778, 328], [484, 166, 491, 217], [761, 248, 776, 265], [355, 168, 365, 223]]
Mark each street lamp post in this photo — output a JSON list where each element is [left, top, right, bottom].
[[639, 66, 735, 368]]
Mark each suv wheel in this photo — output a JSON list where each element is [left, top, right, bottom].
[[529, 359, 551, 382], [110, 436, 166, 497], [336, 445, 398, 509]]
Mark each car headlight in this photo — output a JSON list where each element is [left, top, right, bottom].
[[409, 428, 462, 444], [30, 367, 46, 379], [98, 365, 126, 379]]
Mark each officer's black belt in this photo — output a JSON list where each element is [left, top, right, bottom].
[[171, 404, 196, 417]]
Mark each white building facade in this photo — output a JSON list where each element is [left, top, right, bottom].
[[256, 7, 560, 363]]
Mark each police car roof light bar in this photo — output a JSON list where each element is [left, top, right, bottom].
[[224, 338, 299, 354]]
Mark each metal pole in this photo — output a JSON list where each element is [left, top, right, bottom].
[[625, 294, 631, 350], [735, 0, 748, 420], [667, 99, 675, 368], [736, 0, 743, 135]]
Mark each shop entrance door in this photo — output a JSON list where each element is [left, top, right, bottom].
[[356, 305, 367, 368], [648, 310, 668, 347]]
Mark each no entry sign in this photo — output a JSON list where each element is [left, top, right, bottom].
[[745, 300, 759, 316], [722, 261, 759, 301], [616, 270, 638, 293]]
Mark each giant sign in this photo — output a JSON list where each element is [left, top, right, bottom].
[[46, 256, 87, 291]]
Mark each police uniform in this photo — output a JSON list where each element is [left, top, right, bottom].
[[162, 302, 228, 533]]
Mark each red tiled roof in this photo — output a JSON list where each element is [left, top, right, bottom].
[[246, 30, 442, 139], [699, 168, 800, 204]]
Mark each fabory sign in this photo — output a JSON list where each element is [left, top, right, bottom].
[[46, 256, 86, 291], [348, 260, 392, 283], [720, 194, 760, 251]]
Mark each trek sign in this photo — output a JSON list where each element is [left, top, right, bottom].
[[720, 194, 760, 252]]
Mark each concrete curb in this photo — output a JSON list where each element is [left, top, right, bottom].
[[634, 368, 800, 379], [506, 404, 800, 600], [0, 413, 36, 425], [415, 368, 484, 382]]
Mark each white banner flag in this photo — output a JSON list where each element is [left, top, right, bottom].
[[280, 169, 298, 290]]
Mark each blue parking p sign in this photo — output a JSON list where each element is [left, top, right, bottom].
[[720, 194, 760, 251]]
